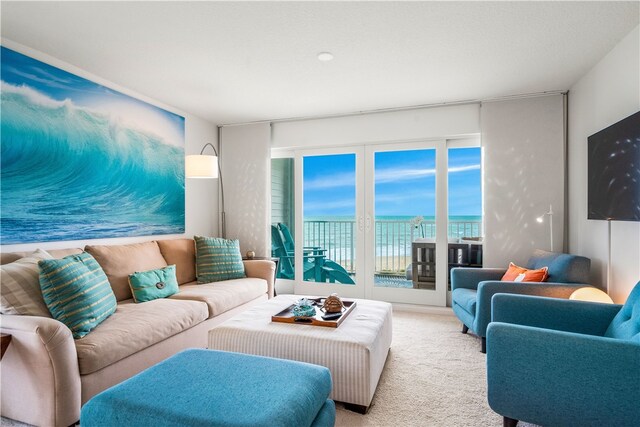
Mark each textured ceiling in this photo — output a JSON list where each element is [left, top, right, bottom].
[[2, 1, 638, 124]]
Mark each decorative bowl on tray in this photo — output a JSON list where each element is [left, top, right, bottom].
[[291, 298, 316, 318]]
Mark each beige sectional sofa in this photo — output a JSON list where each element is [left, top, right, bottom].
[[0, 238, 275, 427]]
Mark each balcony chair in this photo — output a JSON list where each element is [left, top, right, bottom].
[[486, 282, 640, 427], [275, 223, 355, 284], [451, 249, 591, 352], [277, 222, 326, 257], [271, 225, 323, 281]]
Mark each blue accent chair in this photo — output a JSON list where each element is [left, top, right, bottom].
[[486, 282, 640, 427], [451, 250, 591, 352]]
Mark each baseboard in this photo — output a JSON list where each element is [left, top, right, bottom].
[[391, 303, 455, 316]]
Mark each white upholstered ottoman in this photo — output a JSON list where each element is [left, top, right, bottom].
[[208, 295, 392, 412]]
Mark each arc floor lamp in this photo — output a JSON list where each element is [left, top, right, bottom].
[[185, 141, 226, 237]]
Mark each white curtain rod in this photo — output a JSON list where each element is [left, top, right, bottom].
[[218, 89, 567, 128]]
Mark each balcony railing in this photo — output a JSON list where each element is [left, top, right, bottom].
[[303, 219, 482, 275]]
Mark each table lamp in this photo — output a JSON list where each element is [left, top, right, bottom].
[[569, 287, 614, 304]]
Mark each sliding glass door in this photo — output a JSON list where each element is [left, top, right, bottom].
[[272, 139, 482, 306], [365, 141, 448, 305], [294, 147, 365, 298]]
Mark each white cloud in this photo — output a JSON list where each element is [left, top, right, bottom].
[[304, 172, 355, 190], [303, 164, 480, 190], [304, 198, 355, 212], [375, 189, 436, 203], [376, 164, 480, 184]]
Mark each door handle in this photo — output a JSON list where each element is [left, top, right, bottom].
[[358, 216, 364, 232], [365, 214, 372, 232]]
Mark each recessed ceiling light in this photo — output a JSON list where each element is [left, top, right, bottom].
[[317, 52, 334, 62]]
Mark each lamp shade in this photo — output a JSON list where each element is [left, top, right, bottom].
[[569, 287, 614, 304], [185, 155, 218, 179]]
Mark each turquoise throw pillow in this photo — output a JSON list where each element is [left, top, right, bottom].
[[128, 265, 179, 303], [39, 252, 117, 339], [195, 236, 246, 283]]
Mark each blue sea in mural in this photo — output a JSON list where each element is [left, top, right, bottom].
[[1, 47, 185, 244]]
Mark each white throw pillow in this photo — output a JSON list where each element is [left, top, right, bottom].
[[1, 249, 53, 317]]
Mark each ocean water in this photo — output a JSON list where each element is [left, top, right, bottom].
[[1, 90, 185, 244], [301, 215, 483, 267]]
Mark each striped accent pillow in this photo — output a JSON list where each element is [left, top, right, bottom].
[[1, 249, 53, 317], [195, 236, 246, 283], [39, 252, 117, 339]]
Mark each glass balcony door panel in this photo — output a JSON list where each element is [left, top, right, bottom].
[[447, 147, 483, 239], [271, 156, 296, 283], [295, 147, 365, 298], [364, 141, 448, 306], [447, 145, 484, 287]]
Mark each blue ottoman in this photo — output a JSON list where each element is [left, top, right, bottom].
[[81, 349, 335, 427]]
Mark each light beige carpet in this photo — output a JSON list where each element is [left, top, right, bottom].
[[2, 310, 532, 427], [335, 310, 504, 426]]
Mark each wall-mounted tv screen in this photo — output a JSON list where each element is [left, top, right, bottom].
[[587, 111, 640, 222]]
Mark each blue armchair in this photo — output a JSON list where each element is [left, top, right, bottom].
[[451, 250, 591, 352], [486, 282, 640, 427]]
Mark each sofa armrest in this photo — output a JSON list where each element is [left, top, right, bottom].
[[473, 281, 586, 337], [243, 260, 276, 298], [450, 268, 507, 291], [487, 322, 640, 426], [492, 293, 622, 336], [1, 314, 81, 427]]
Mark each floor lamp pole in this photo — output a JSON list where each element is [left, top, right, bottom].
[[217, 126, 226, 238], [607, 220, 611, 294], [549, 204, 553, 252]]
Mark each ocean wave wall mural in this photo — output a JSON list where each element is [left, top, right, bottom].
[[0, 46, 185, 244]]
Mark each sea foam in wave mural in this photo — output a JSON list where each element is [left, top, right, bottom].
[[0, 46, 185, 244]]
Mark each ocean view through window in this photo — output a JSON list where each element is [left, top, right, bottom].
[[271, 146, 483, 288]]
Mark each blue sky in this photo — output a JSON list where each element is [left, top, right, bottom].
[[1, 46, 184, 146], [303, 148, 482, 217]]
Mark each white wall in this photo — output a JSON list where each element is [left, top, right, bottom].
[[220, 123, 271, 257], [1, 40, 218, 253], [482, 95, 566, 268], [568, 25, 640, 303]]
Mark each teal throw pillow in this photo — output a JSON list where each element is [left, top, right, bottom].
[[39, 252, 117, 339], [195, 236, 246, 283], [128, 265, 179, 303]]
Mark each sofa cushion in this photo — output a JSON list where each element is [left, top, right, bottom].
[[75, 298, 208, 375], [452, 288, 477, 315], [195, 236, 245, 283], [85, 242, 168, 302], [39, 252, 117, 339], [170, 278, 267, 318], [128, 265, 179, 303], [0, 248, 82, 265], [1, 249, 53, 317], [501, 262, 548, 282], [156, 238, 196, 285], [526, 250, 591, 283]]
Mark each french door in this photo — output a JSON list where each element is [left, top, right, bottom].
[[364, 141, 448, 306], [292, 141, 449, 306], [294, 147, 365, 298]]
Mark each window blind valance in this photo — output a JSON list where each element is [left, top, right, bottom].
[[271, 103, 480, 149]]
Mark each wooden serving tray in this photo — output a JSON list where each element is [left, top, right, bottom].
[[272, 298, 357, 328]]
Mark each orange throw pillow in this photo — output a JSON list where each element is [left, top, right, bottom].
[[501, 262, 548, 282]]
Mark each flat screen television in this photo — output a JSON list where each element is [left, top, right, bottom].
[[587, 111, 640, 221]]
